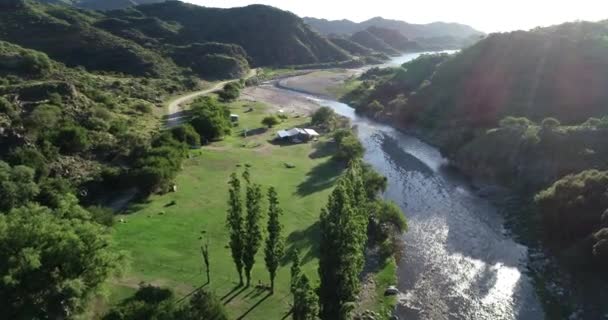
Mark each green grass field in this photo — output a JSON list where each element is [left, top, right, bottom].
[[108, 101, 345, 319]]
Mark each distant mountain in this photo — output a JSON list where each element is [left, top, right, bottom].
[[110, 2, 350, 67], [38, 0, 166, 11], [0, 1, 351, 75], [304, 16, 484, 49]]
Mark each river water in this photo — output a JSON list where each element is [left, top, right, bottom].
[[275, 52, 546, 319]]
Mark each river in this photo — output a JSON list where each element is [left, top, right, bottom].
[[274, 52, 546, 319]]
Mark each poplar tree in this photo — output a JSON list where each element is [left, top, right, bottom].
[[291, 251, 318, 320], [226, 172, 245, 285], [290, 249, 302, 295], [318, 162, 369, 320], [243, 182, 263, 287], [264, 187, 284, 293], [293, 274, 319, 320]]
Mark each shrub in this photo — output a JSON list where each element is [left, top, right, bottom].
[[0, 161, 39, 212], [189, 97, 231, 143], [8, 146, 49, 179], [25, 104, 62, 134], [261, 115, 280, 128], [170, 124, 201, 147], [535, 170, 608, 242], [134, 102, 153, 114], [311, 106, 335, 130], [87, 206, 115, 227], [217, 82, 241, 102], [53, 125, 90, 154], [333, 129, 364, 162]]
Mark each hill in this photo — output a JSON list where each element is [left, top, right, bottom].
[[0, 0, 180, 77], [106, 2, 351, 67], [304, 16, 484, 49], [39, 0, 166, 11], [342, 20, 608, 267]]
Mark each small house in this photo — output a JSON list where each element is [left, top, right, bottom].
[[276, 128, 319, 143], [230, 114, 240, 122]]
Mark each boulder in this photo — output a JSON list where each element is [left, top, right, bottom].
[[384, 285, 399, 296]]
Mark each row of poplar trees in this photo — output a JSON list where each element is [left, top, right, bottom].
[[226, 168, 284, 293], [226, 160, 382, 320]]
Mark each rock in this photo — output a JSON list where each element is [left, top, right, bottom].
[[384, 285, 399, 296]]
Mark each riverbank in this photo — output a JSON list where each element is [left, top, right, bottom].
[[278, 59, 608, 319], [273, 68, 546, 319]]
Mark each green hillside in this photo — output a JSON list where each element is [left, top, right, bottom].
[[123, 2, 351, 67], [342, 20, 608, 268], [0, 1, 180, 77]]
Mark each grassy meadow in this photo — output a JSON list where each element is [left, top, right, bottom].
[[107, 100, 345, 319]]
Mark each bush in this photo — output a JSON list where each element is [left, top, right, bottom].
[[261, 115, 280, 128], [311, 106, 335, 130], [53, 125, 90, 154], [8, 146, 49, 179], [217, 82, 241, 102], [131, 133, 188, 194], [0, 161, 39, 212], [535, 170, 608, 242], [189, 97, 231, 143], [36, 177, 73, 209], [170, 124, 201, 147], [25, 104, 62, 134], [88, 206, 115, 227], [333, 129, 364, 162], [134, 102, 153, 114]]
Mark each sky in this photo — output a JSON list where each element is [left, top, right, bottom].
[[184, 0, 608, 33]]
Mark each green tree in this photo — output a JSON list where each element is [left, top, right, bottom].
[[292, 273, 319, 320], [262, 115, 280, 128], [290, 249, 302, 294], [264, 187, 285, 293], [243, 181, 264, 286], [318, 163, 368, 320], [226, 172, 245, 285], [333, 129, 364, 162], [311, 106, 336, 130], [290, 251, 318, 320], [0, 204, 120, 319], [190, 97, 231, 143], [218, 82, 241, 102], [170, 124, 201, 147], [177, 289, 229, 320], [0, 161, 39, 212]]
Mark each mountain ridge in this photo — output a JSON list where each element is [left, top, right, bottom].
[[304, 16, 484, 39]]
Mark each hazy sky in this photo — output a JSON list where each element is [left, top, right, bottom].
[[185, 0, 607, 33]]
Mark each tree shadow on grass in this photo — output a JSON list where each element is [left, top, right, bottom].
[[222, 285, 248, 305], [282, 221, 321, 266], [236, 292, 272, 320], [241, 127, 267, 137], [308, 140, 337, 159], [296, 160, 344, 197]]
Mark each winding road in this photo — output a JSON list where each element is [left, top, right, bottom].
[[165, 69, 257, 128]]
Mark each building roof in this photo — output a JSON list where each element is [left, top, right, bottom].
[[303, 128, 319, 136], [277, 128, 318, 139]]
